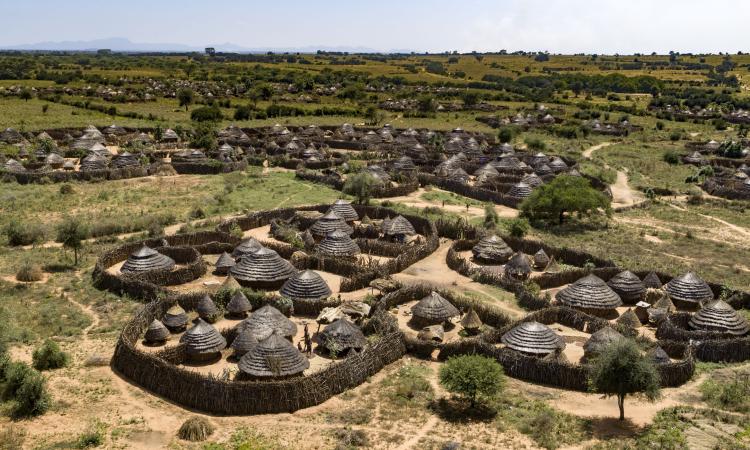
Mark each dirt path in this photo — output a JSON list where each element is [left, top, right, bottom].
[[582, 142, 612, 158], [388, 187, 518, 219], [582, 142, 645, 209], [396, 416, 439, 450]]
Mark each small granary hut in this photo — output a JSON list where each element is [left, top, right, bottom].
[[460, 308, 483, 335], [683, 151, 705, 165], [664, 272, 713, 308], [3, 158, 26, 172], [45, 152, 65, 169], [635, 301, 651, 324], [382, 215, 416, 241], [533, 249, 550, 270], [650, 346, 671, 365], [280, 270, 332, 302], [120, 246, 175, 273], [221, 274, 242, 292], [607, 270, 647, 303], [195, 294, 221, 323], [309, 211, 353, 239], [232, 238, 263, 261], [229, 247, 296, 289], [556, 274, 623, 316], [161, 128, 179, 142], [319, 318, 367, 354], [689, 300, 750, 335], [642, 271, 663, 289], [616, 308, 642, 329], [504, 252, 532, 281], [472, 235, 513, 264], [226, 291, 252, 319], [506, 182, 533, 199], [654, 294, 676, 312], [111, 152, 141, 169], [327, 199, 359, 223], [63, 160, 75, 171], [583, 327, 624, 361], [79, 153, 108, 171], [144, 319, 170, 345], [162, 305, 188, 332], [501, 321, 565, 356], [214, 252, 236, 275], [239, 304, 297, 341], [179, 319, 227, 362], [317, 230, 361, 259], [411, 291, 460, 327], [230, 328, 258, 357], [237, 331, 309, 379]]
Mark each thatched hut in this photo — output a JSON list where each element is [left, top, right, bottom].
[[229, 247, 296, 289], [533, 249, 550, 270], [460, 308, 483, 335], [319, 318, 367, 354], [317, 230, 360, 259], [418, 325, 445, 342], [161, 128, 179, 142], [327, 199, 359, 223], [689, 300, 750, 335], [616, 308, 642, 329], [214, 252, 236, 275], [664, 272, 713, 308], [226, 291, 252, 319], [683, 151, 705, 165], [232, 238, 263, 261], [411, 291, 460, 327], [162, 305, 189, 332], [111, 152, 141, 169], [3, 158, 26, 172], [230, 328, 258, 357], [501, 321, 565, 356], [179, 319, 227, 362], [144, 319, 170, 344], [393, 156, 417, 173], [382, 215, 416, 241], [583, 327, 624, 361], [507, 182, 533, 199], [79, 154, 108, 171], [309, 211, 353, 239], [44, 152, 65, 169], [472, 235, 513, 264], [522, 173, 544, 188], [120, 246, 175, 273], [280, 270, 332, 302], [556, 274, 623, 316], [195, 294, 221, 323], [642, 271, 663, 289], [504, 252, 532, 281], [237, 331, 309, 379], [238, 305, 297, 341], [607, 270, 647, 303]]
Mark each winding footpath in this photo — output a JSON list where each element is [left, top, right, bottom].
[[583, 142, 645, 209]]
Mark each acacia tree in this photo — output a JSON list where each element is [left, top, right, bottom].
[[177, 88, 194, 111], [439, 355, 505, 408], [343, 172, 375, 205], [520, 175, 611, 226], [588, 339, 661, 421], [55, 216, 88, 266]]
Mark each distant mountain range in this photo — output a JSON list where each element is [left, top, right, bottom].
[[1, 37, 411, 54]]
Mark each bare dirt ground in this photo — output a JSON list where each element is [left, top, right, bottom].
[[387, 187, 519, 219]]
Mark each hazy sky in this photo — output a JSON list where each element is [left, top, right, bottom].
[[2, 0, 748, 53]]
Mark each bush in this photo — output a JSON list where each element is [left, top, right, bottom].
[[505, 217, 530, 238], [524, 137, 547, 151], [191, 106, 223, 122], [663, 150, 680, 164], [439, 355, 504, 407], [75, 422, 105, 449], [32, 339, 69, 371], [3, 219, 45, 246], [343, 172, 376, 205], [669, 131, 682, 141], [497, 127, 517, 144], [1, 362, 50, 418], [520, 175, 611, 226], [700, 375, 750, 412], [177, 416, 214, 441], [333, 427, 369, 449], [59, 183, 75, 195], [16, 263, 43, 282]]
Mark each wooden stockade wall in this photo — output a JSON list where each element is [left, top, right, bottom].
[[171, 159, 248, 175], [2, 166, 149, 185], [656, 313, 750, 363]]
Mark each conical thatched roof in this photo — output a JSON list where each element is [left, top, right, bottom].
[[607, 270, 647, 303], [505, 252, 532, 278], [179, 319, 226, 356], [79, 153, 108, 171], [226, 291, 252, 317], [665, 272, 713, 305], [650, 346, 671, 364], [317, 230, 360, 258], [653, 294, 676, 312], [642, 271, 663, 289], [393, 156, 417, 172], [229, 247, 296, 285], [501, 321, 565, 355], [280, 270, 332, 302], [221, 274, 242, 291], [320, 318, 367, 352], [472, 235, 513, 263], [616, 308, 642, 328], [238, 304, 297, 341], [230, 328, 258, 356], [533, 249, 550, 269], [232, 238, 262, 260], [309, 211, 353, 238], [162, 305, 188, 330], [195, 294, 219, 321], [411, 291, 460, 323], [383, 215, 416, 237], [418, 325, 445, 342], [121, 246, 175, 273], [161, 128, 179, 141], [327, 199, 359, 222], [111, 151, 141, 169], [144, 319, 170, 343], [4, 158, 26, 172], [238, 331, 309, 378], [556, 274, 623, 310], [522, 173, 544, 188], [583, 327, 624, 359], [689, 300, 750, 335], [44, 152, 65, 168], [474, 163, 500, 178], [507, 182, 533, 199], [214, 252, 236, 274], [460, 308, 483, 331]]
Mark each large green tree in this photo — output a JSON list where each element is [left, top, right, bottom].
[[343, 172, 376, 205], [439, 355, 505, 408], [520, 175, 611, 226], [588, 339, 661, 421], [55, 216, 88, 265], [177, 88, 194, 111]]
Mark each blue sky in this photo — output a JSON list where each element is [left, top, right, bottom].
[[2, 0, 748, 53]]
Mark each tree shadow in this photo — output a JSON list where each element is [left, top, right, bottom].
[[430, 397, 497, 423], [587, 416, 642, 440]]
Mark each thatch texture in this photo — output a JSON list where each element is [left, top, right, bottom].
[[650, 346, 671, 364], [195, 295, 220, 322], [556, 274, 622, 311], [583, 327, 624, 360], [230, 328, 258, 356], [460, 308, 483, 333], [501, 321, 565, 355], [327, 199, 359, 222], [179, 319, 227, 358], [507, 182, 533, 199], [226, 291, 252, 318], [505, 252, 532, 280], [121, 246, 176, 273], [309, 211, 353, 238], [144, 319, 170, 343], [229, 247, 296, 288], [232, 238, 263, 260], [642, 271, 663, 289], [239, 305, 297, 341], [472, 235, 513, 264], [280, 270, 332, 302], [383, 215, 416, 237], [689, 300, 750, 335], [162, 305, 188, 331], [665, 272, 714, 306], [616, 308, 642, 328], [214, 252, 236, 275], [237, 331, 309, 378], [319, 318, 367, 352], [607, 270, 647, 303], [533, 248, 550, 270], [317, 230, 360, 259], [411, 291, 460, 324]]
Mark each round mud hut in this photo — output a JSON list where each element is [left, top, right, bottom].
[[504, 252, 532, 281], [162, 305, 189, 332], [664, 272, 713, 308], [688, 300, 750, 336], [232, 238, 263, 261], [120, 246, 175, 274], [226, 291, 252, 319], [556, 274, 623, 317], [410, 291, 460, 327], [317, 230, 361, 259], [214, 252, 236, 275], [583, 327, 624, 361], [471, 235, 513, 264], [237, 331, 309, 379], [607, 270, 647, 303], [309, 211, 353, 239], [383, 215, 416, 242], [327, 199, 359, 223], [179, 319, 227, 362], [280, 270, 332, 302], [144, 319, 170, 345], [230, 328, 258, 357], [238, 304, 297, 341], [501, 321, 565, 356], [319, 318, 367, 354], [229, 247, 297, 289]]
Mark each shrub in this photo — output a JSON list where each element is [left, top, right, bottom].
[[32, 339, 69, 371], [59, 183, 75, 195], [663, 150, 680, 164], [497, 127, 517, 144], [669, 131, 682, 141], [177, 416, 214, 441], [520, 175, 611, 226], [3, 219, 45, 246], [700, 375, 750, 412], [2, 362, 50, 418], [524, 137, 547, 151], [483, 203, 498, 229], [333, 427, 369, 449], [343, 172, 376, 205], [505, 217, 530, 238], [439, 355, 504, 407], [16, 263, 43, 282], [75, 422, 105, 449]]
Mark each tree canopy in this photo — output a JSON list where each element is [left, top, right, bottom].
[[588, 338, 661, 421], [520, 175, 611, 226], [55, 216, 88, 265], [439, 355, 505, 407], [177, 88, 194, 111], [343, 172, 376, 205]]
